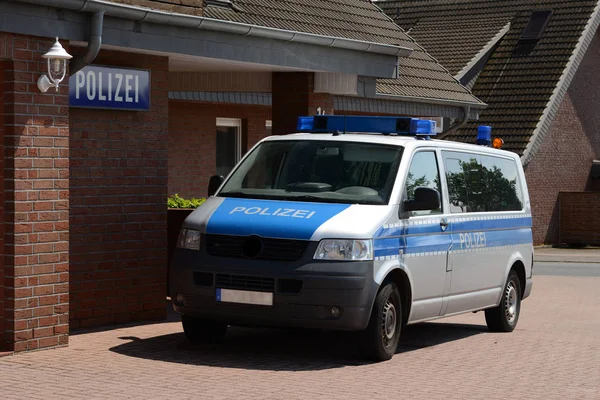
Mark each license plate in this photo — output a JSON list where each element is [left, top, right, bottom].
[[216, 288, 273, 306]]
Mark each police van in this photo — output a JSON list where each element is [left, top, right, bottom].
[[169, 115, 533, 361]]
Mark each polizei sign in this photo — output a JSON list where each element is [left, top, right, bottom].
[[69, 65, 150, 111]]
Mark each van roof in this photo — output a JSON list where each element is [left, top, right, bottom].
[[261, 132, 520, 159]]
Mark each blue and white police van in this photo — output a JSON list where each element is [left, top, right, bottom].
[[169, 115, 534, 361]]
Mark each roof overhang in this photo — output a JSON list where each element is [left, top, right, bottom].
[[455, 21, 511, 85], [4, 0, 412, 78]]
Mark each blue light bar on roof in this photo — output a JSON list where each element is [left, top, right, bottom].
[[296, 115, 437, 136]]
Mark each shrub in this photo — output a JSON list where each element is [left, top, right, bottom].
[[167, 193, 206, 209]]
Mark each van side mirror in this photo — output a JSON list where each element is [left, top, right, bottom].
[[403, 187, 441, 212], [207, 175, 224, 197]]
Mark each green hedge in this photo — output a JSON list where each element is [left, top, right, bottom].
[[167, 193, 206, 209]]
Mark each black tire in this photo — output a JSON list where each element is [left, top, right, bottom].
[[182, 315, 228, 343], [485, 270, 522, 332], [359, 281, 402, 362]]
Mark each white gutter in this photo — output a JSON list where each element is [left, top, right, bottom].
[[18, 0, 413, 58]]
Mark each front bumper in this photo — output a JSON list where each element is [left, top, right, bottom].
[[169, 246, 378, 331]]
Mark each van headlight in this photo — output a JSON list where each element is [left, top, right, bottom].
[[314, 239, 373, 261], [177, 228, 201, 251]]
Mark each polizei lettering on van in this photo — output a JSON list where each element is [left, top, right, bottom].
[[459, 232, 487, 249], [229, 206, 316, 219]]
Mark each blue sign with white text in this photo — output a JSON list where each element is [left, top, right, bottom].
[[69, 65, 150, 111]]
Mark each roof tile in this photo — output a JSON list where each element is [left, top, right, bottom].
[[204, 0, 485, 106], [379, 0, 597, 154]]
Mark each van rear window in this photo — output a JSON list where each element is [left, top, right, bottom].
[[442, 151, 524, 213]]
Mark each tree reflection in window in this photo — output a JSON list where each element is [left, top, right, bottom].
[[443, 152, 523, 213]]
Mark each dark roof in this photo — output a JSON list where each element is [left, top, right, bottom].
[[204, 0, 485, 107], [379, 0, 599, 158]]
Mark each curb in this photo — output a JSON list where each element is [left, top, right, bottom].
[[534, 256, 600, 264]]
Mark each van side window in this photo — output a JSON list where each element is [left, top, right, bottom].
[[479, 155, 524, 211], [405, 151, 442, 216], [442, 151, 524, 213]]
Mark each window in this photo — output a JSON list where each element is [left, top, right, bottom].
[[216, 118, 242, 177], [218, 140, 404, 205], [479, 155, 524, 212], [265, 120, 272, 136], [404, 151, 442, 216], [442, 151, 523, 213], [519, 10, 553, 42]]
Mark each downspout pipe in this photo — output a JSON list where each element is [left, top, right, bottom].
[[438, 105, 471, 140], [69, 10, 104, 75]]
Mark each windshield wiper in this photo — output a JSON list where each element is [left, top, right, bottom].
[[219, 191, 287, 200], [286, 195, 347, 204], [218, 191, 254, 199]]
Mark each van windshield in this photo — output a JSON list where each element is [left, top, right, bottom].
[[217, 140, 404, 205]]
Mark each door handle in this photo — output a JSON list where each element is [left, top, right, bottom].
[[440, 218, 449, 231]]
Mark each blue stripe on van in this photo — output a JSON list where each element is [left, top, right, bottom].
[[451, 217, 532, 232], [374, 216, 532, 238], [404, 234, 451, 255], [373, 227, 532, 259]]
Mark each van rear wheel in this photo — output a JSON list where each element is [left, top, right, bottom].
[[359, 281, 402, 362], [182, 315, 228, 343], [485, 270, 521, 332]]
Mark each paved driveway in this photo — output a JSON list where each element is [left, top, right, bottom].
[[1, 274, 600, 399]]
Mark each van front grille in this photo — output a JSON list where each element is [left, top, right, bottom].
[[204, 234, 308, 261]]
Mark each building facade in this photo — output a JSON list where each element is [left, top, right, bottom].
[[0, 0, 484, 353]]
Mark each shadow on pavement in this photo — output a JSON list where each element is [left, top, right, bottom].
[[108, 320, 487, 371], [70, 301, 181, 337]]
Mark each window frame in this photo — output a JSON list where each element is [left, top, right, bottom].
[[400, 148, 446, 217], [440, 149, 525, 214], [216, 117, 242, 176]]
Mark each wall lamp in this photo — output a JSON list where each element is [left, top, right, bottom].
[[37, 37, 73, 93]]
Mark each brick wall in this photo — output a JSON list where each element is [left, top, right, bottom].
[[525, 32, 600, 245], [169, 101, 271, 198], [1, 33, 70, 352], [69, 49, 169, 329], [0, 60, 5, 351]]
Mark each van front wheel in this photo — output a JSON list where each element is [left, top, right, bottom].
[[485, 270, 521, 332], [359, 282, 402, 362], [182, 315, 228, 343]]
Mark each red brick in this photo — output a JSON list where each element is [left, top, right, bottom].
[[38, 336, 59, 348], [38, 315, 59, 327], [54, 325, 69, 335], [33, 285, 54, 296], [39, 295, 59, 306], [15, 330, 33, 341], [33, 306, 54, 317], [33, 327, 54, 338]]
